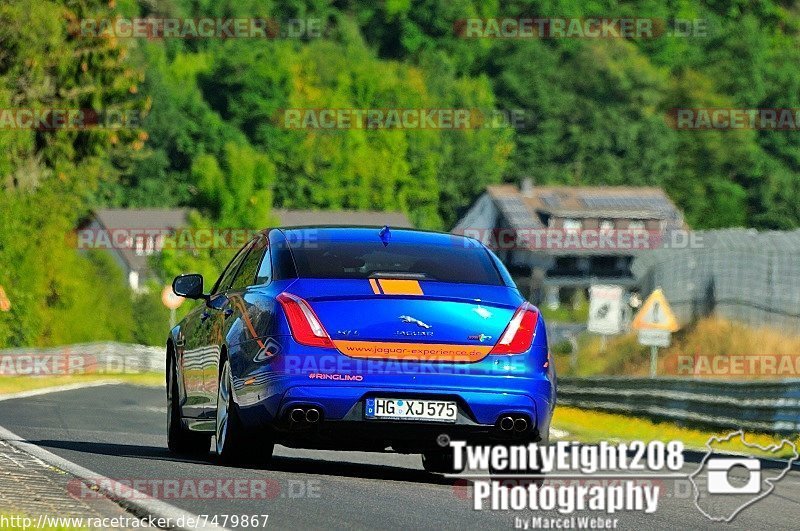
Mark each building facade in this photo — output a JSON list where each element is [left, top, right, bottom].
[[453, 181, 685, 307]]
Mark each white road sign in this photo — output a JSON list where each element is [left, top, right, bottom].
[[587, 285, 624, 335], [638, 329, 672, 348]]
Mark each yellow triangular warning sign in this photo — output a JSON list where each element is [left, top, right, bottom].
[[631, 288, 679, 332]]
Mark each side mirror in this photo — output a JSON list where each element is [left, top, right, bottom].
[[172, 274, 206, 300]]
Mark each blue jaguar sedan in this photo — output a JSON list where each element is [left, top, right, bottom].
[[167, 226, 556, 471]]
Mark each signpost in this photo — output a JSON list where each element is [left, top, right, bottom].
[[162, 285, 185, 328], [630, 288, 679, 378], [588, 285, 624, 353]]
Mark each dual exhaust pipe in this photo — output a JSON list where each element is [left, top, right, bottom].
[[290, 406, 321, 424], [499, 415, 529, 433]]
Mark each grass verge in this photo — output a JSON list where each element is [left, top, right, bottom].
[[554, 316, 800, 378], [553, 406, 800, 459], [0, 372, 163, 395]]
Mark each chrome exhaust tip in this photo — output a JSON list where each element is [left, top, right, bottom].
[[513, 418, 528, 432], [305, 408, 320, 423], [499, 416, 514, 431], [290, 408, 306, 423]]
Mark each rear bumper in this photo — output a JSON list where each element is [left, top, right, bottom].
[[277, 383, 547, 424], [234, 372, 556, 445], [228, 327, 555, 449]]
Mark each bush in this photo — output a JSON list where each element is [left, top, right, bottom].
[[133, 283, 172, 346]]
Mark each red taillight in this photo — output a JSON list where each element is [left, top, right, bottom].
[[490, 302, 539, 355], [277, 292, 334, 348]]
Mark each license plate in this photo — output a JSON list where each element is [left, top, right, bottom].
[[365, 398, 457, 422]]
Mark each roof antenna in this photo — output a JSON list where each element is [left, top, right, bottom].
[[379, 225, 391, 247]]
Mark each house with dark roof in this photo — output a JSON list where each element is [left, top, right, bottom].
[[453, 180, 685, 307], [83, 208, 191, 291], [82, 208, 413, 291]]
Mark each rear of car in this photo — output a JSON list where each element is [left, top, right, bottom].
[[234, 227, 556, 456]]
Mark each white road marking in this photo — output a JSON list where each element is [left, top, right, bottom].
[[0, 380, 124, 402], [120, 405, 167, 414]]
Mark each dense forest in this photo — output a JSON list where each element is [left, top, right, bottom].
[[2, 0, 800, 347]]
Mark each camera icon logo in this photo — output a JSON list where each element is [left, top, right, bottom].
[[690, 430, 798, 522], [706, 458, 761, 494]]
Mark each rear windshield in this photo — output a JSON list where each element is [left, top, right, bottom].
[[288, 239, 504, 285]]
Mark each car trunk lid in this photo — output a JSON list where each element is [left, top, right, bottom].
[[285, 279, 521, 360]]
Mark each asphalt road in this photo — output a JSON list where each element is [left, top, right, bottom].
[[0, 384, 798, 530]]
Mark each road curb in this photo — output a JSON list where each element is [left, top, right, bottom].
[[0, 423, 227, 531]]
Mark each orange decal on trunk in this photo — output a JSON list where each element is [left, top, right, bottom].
[[377, 279, 423, 295], [369, 278, 381, 294]]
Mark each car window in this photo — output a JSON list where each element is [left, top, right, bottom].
[[269, 229, 297, 280], [287, 239, 504, 285], [256, 240, 272, 284], [210, 241, 253, 295], [230, 236, 268, 291]]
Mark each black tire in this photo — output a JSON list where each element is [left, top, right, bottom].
[[167, 355, 211, 455], [421, 449, 465, 474], [215, 358, 274, 465]]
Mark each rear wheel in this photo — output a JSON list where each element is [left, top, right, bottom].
[[167, 355, 211, 455], [215, 358, 274, 465]]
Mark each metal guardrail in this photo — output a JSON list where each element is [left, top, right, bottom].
[[558, 377, 800, 435], [0, 342, 164, 375]]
